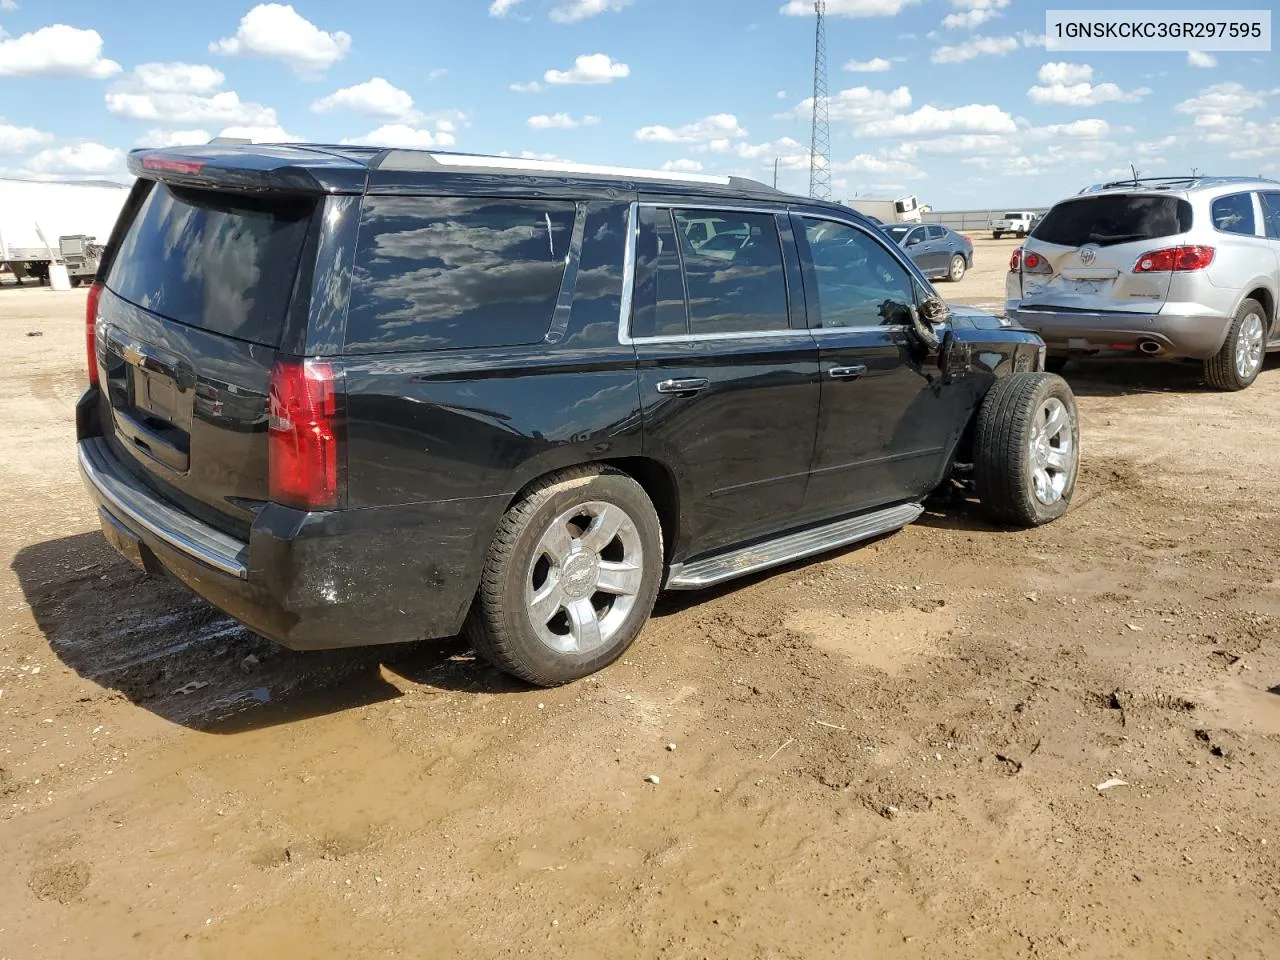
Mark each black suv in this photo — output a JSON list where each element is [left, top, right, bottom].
[[77, 145, 1079, 686]]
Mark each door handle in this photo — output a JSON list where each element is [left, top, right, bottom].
[[656, 377, 710, 396], [828, 365, 867, 380]]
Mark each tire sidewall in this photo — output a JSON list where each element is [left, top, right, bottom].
[[491, 474, 663, 683], [1227, 300, 1266, 389], [950, 254, 966, 281], [1018, 375, 1079, 524]]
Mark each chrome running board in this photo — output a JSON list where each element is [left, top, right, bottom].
[[664, 502, 923, 590]]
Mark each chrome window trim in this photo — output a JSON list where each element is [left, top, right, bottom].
[[617, 200, 919, 345]]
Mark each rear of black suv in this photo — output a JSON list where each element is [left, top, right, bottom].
[[77, 145, 505, 651]]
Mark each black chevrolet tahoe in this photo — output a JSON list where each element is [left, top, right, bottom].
[[77, 144, 1079, 686]]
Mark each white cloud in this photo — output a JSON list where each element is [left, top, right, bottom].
[[1175, 82, 1268, 116], [544, 53, 629, 85], [489, 0, 524, 15], [1028, 80, 1151, 107], [942, 0, 1009, 30], [635, 113, 747, 143], [0, 1, 18, 11], [133, 62, 224, 94], [0, 24, 121, 78], [932, 34, 1019, 63], [106, 89, 278, 126], [1026, 118, 1114, 139], [857, 103, 1017, 137], [780, 0, 922, 17], [218, 125, 299, 142], [845, 57, 891, 72], [891, 134, 1012, 159], [776, 90, 788, 99], [1037, 62, 1093, 84], [1187, 51, 1217, 69], [510, 81, 542, 93], [528, 113, 600, 129], [550, 0, 635, 23], [0, 120, 52, 154], [662, 159, 704, 172], [210, 3, 351, 78], [428, 68, 447, 82], [340, 122, 457, 149], [839, 154, 925, 179], [134, 128, 213, 148], [28, 142, 123, 175], [312, 77, 418, 121], [780, 85, 912, 122]]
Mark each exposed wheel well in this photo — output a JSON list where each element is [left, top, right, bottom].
[[504, 457, 681, 565], [1245, 287, 1276, 335]]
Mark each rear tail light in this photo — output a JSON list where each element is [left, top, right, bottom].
[[1133, 245, 1215, 273], [269, 359, 339, 511], [1009, 247, 1022, 272], [1022, 252, 1051, 274], [85, 280, 104, 388]]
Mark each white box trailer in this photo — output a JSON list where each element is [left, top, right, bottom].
[[0, 178, 131, 284], [845, 194, 923, 224]]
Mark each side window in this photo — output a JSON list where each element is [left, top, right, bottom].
[[683, 220, 709, 248], [1260, 192, 1280, 240], [672, 210, 790, 335], [1211, 193, 1257, 236], [925, 225, 945, 240], [345, 196, 575, 353], [903, 227, 925, 247], [799, 216, 917, 329], [632, 207, 690, 339]]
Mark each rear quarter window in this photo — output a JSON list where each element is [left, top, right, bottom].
[[1210, 193, 1256, 235], [344, 196, 576, 353], [1031, 195, 1193, 247], [105, 183, 315, 347]]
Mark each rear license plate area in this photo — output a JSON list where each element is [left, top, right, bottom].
[[99, 508, 147, 572]]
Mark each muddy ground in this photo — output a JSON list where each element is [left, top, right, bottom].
[[1, 236, 1277, 959]]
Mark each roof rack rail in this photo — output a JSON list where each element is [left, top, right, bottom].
[[1079, 174, 1277, 194], [373, 149, 778, 189], [208, 136, 252, 145]]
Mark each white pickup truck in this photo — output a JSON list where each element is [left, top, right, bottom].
[[991, 211, 1037, 239]]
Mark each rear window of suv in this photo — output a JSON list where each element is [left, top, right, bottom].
[[106, 183, 315, 347], [1031, 195, 1192, 248], [344, 196, 576, 353]]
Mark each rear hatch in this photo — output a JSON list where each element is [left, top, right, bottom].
[[1017, 193, 1193, 314], [96, 177, 320, 537]]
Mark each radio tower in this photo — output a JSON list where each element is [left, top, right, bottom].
[[808, 0, 833, 200]]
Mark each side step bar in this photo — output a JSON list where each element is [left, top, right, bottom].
[[664, 502, 924, 590]]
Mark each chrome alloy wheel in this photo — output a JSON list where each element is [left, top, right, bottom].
[[525, 501, 644, 655], [1236, 311, 1265, 381], [950, 255, 965, 281], [1029, 397, 1075, 506]]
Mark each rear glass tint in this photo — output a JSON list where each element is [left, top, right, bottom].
[[344, 197, 576, 353], [1031, 195, 1192, 247], [1210, 193, 1256, 235], [106, 183, 314, 347]]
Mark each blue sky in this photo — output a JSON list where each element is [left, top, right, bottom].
[[0, 0, 1275, 208]]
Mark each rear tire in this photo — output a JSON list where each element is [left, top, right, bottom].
[[947, 254, 967, 282], [465, 465, 663, 687], [992, 231, 1002, 240], [973, 373, 1079, 527], [1204, 298, 1266, 391]]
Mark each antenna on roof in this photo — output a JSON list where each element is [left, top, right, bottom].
[[1130, 163, 1140, 186]]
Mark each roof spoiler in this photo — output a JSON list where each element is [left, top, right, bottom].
[[126, 145, 367, 195]]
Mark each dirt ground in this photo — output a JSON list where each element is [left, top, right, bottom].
[[1, 235, 1277, 959]]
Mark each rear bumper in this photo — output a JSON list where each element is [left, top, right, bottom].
[[78, 434, 503, 651], [1005, 304, 1233, 360]]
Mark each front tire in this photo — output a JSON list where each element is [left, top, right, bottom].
[[1204, 298, 1266, 391], [465, 466, 663, 686], [947, 254, 967, 282], [992, 231, 1002, 240], [973, 373, 1079, 527]]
